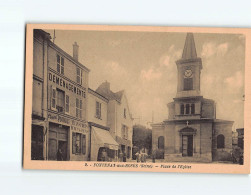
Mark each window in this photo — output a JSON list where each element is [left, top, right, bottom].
[[72, 133, 86, 155], [65, 95, 70, 114], [217, 134, 225, 149], [76, 67, 83, 85], [57, 89, 65, 113], [72, 132, 81, 154], [122, 125, 128, 140], [180, 104, 184, 115], [191, 104, 195, 114], [124, 108, 126, 119], [96, 101, 101, 119], [51, 87, 57, 110], [76, 98, 82, 119], [51, 87, 70, 113], [158, 136, 164, 149], [184, 78, 193, 91], [185, 104, 190, 114], [57, 54, 64, 75]]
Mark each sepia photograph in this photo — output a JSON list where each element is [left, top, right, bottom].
[[23, 24, 249, 174]]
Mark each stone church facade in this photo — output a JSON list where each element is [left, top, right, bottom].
[[152, 33, 233, 162]]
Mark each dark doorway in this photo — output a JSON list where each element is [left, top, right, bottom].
[[58, 141, 67, 160], [31, 125, 44, 160], [182, 135, 193, 157]]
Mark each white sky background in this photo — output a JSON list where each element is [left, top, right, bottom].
[[45, 30, 245, 129]]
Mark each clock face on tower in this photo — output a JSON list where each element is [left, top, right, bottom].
[[184, 69, 193, 78]]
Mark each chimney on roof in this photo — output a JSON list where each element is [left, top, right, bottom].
[[73, 42, 79, 61], [104, 80, 110, 91]]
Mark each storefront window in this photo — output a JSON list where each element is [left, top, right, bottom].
[[72, 132, 81, 154]]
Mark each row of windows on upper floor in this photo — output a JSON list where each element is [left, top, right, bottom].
[[95, 101, 127, 120], [57, 54, 84, 86], [180, 103, 195, 115], [51, 87, 128, 121], [51, 87, 83, 119]]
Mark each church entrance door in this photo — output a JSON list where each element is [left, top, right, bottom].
[[182, 135, 193, 157]]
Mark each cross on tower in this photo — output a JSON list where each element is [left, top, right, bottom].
[[186, 121, 189, 126]]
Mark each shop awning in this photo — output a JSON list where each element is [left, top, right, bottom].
[[92, 127, 119, 150]]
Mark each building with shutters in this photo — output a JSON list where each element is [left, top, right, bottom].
[[95, 81, 133, 161], [88, 88, 119, 161], [32, 30, 89, 161], [151, 33, 233, 163]]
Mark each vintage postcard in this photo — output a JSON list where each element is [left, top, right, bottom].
[[23, 24, 250, 174]]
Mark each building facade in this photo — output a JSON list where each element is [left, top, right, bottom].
[[88, 88, 119, 161], [96, 81, 133, 161], [32, 30, 90, 161], [152, 33, 233, 162]]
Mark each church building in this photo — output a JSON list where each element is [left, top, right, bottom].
[[152, 33, 233, 162]]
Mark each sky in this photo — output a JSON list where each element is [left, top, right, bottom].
[[44, 29, 245, 129]]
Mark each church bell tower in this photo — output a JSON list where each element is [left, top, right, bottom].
[[176, 33, 203, 98]]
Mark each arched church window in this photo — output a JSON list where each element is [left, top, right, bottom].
[[191, 104, 195, 114], [217, 134, 225, 149], [158, 136, 164, 150], [180, 104, 184, 115], [185, 104, 190, 114], [184, 78, 193, 91]]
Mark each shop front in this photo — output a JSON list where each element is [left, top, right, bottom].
[[47, 111, 89, 161], [90, 126, 119, 162]]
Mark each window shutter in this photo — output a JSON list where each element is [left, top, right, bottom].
[[82, 135, 86, 155], [99, 102, 101, 118], [51, 86, 57, 111], [81, 69, 83, 85], [96, 102, 99, 117], [65, 94, 70, 114], [80, 100, 82, 119], [72, 132, 76, 154], [76, 98, 79, 118]]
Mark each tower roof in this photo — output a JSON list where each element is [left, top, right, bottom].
[[182, 33, 197, 59]]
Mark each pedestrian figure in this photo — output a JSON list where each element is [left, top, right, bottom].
[[101, 148, 107, 161], [135, 151, 140, 163], [152, 149, 156, 163]]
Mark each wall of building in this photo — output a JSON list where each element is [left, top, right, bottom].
[[32, 79, 43, 116], [33, 36, 44, 79], [201, 99, 215, 119], [152, 124, 165, 151], [213, 122, 233, 161], [200, 122, 213, 161], [107, 100, 116, 138], [167, 102, 175, 119], [164, 124, 175, 153], [115, 95, 133, 143], [88, 91, 108, 127], [47, 45, 88, 121], [47, 45, 88, 86]]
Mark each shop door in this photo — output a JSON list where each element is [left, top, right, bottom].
[[48, 124, 69, 161], [58, 141, 67, 161], [182, 135, 193, 157]]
